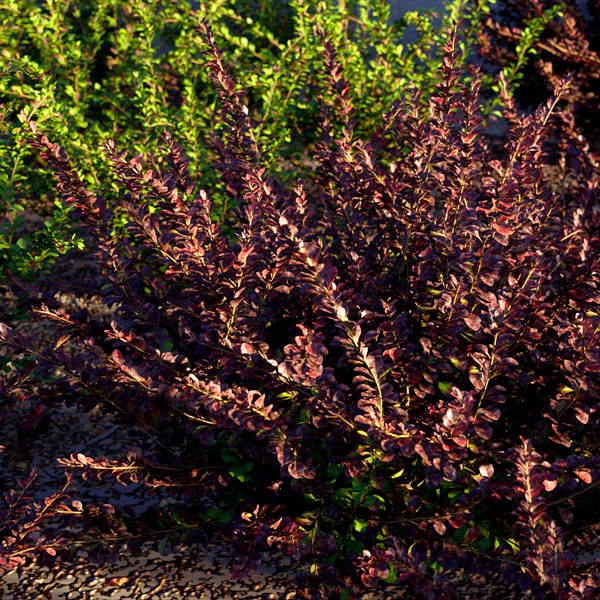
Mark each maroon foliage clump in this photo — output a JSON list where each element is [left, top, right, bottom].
[[1, 27, 599, 597]]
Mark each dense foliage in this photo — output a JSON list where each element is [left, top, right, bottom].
[[0, 0, 495, 279], [477, 0, 600, 141], [1, 2, 599, 599]]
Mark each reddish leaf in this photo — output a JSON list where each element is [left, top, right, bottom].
[[479, 463, 494, 478], [493, 232, 509, 246], [448, 514, 469, 529], [237, 245, 254, 264], [463, 314, 482, 331], [477, 407, 501, 422], [0, 323, 12, 340], [433, 521, 447, 535], [111, 349, 124, 366], [465, 526, 481, 543], [492, 221, 513, 236], [476, 290, 497, 304], [488, 159, 503, 173], [288, 460, 316, 480], [480, 272, 498, 286], [475, 422, 493, 440], [574, 469, 592, 484], [76, 453, 89, 465], [574, 406, 590, 424], [469, 369, 485, 391], [453, 435, 468, 448]]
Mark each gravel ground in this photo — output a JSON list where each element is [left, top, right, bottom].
[[0, 386, 313, 600], [1, 538, 305, 600]]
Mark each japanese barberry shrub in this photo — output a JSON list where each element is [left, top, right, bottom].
[[1, 25, 599, 598]]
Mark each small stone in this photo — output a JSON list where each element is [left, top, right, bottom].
[[53, 586, 71, 596]]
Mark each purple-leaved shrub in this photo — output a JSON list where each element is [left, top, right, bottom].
[[477, 0, 600, 145], [1, 26, 599, 598]]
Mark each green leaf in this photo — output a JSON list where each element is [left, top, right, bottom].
[[437, 381, 453, 394], [325, 464, 343, 481], [385, 563, 398, 584], [344, 535, 365, 555], [352, 517, 368, 533], [228, 461, 254, 483], [220, 448, 239, 464], [504, 537, 520, 552]]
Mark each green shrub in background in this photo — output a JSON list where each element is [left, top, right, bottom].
[[0, 0, 505, 279], [0, 61, 85, 278]]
